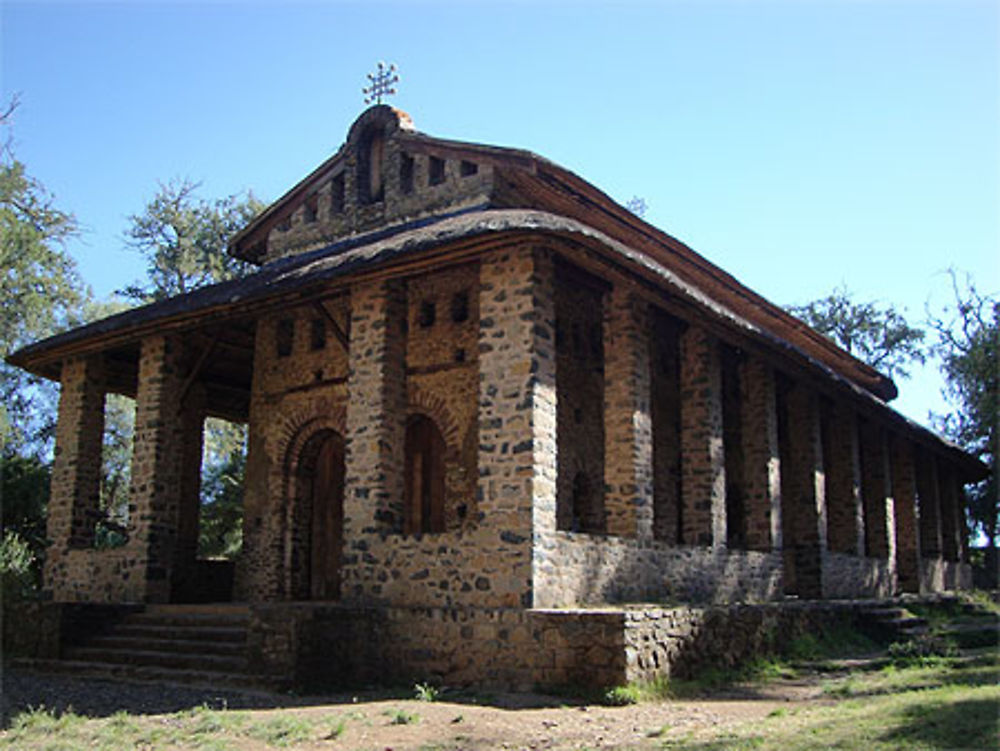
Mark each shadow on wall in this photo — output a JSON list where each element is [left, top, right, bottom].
[[549, 532, 782, 607]]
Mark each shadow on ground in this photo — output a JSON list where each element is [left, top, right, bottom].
[[0, 667, 573, 727]]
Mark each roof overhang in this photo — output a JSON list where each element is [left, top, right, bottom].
[[7, 208, 986, 480]]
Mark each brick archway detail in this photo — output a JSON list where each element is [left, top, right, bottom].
[[273, 406, 347, 600], [407, 386, 461, 453]]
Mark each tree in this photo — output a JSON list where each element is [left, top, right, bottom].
[[928, 271, 998, 553], [788, 285, 926, 380], [121, 178, 264, 302], [0, 98, 85, 456]]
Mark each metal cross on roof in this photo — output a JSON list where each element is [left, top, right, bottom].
[[363, 62, 399, 105]]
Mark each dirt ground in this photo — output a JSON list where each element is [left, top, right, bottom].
[[1, 666, 836, 750]]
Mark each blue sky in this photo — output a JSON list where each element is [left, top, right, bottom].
[[2, 0, 997, 424]]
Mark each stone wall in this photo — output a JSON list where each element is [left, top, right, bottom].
[[264, 106, 495, 263], [920, 557, 973, 594], [245, 599, 883, 692], [821, 551, 892, 599], [533, 531, 782, 607]]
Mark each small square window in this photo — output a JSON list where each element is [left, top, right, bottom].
[[310, 318, 326, 350], [429, 156, 446, 186], [331, 174, 345, 214], [460, 160, 478, 177], [276, 319, 294, 357], [303, 195, 318, 223], [450, 291, 470, 323], [400, 154, 415, 195], [418, 300, 436, 328]]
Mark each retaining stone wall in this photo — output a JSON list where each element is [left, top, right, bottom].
[[245, 599, 881, 692]]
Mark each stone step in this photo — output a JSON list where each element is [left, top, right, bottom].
[[87, 634, 247, 656], [123, 612, 250, 629], [111, 623, 247, 643], [12, 657, 261, 690], [143, 603, 251, 617], [862, 607, 910, 619], [884, 616, 928, 630], [64, 646, 249, 674]]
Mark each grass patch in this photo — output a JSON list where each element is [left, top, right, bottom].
[[413, 681, 440, 702], [243, 714, 314, 747], [663, 681, 999, 750], [383, 708, 419, 725], [0, 704, 355, 750], [786, 622, 880, 662]]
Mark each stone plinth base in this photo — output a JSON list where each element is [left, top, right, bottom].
[[920, 557, 972, 594], [246, 600, 884, 692]]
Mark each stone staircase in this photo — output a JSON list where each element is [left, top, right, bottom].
[[16, 604, 256, 688], [858, 603, 930, 641]]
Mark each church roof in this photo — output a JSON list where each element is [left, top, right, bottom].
[[7, 106, 984, 476]]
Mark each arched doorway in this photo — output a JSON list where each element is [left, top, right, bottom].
[[291, 429, 345, 600], [404, 414, 446, 534]]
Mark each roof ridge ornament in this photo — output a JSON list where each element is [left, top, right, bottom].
[[363, 61, 399, 105]]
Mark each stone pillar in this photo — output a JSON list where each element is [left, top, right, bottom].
[[343, 279, 407, 560], [826, 406, 864, 554], [603, 287, 653, 540], [479, 245, 557, 607], [860, 422, 896, 572], [172, 386, 205, 599], [739, 357, 781, 551], [782, 382, 827, 598], [915, 449, 943, 559], [890, 435, 921, 593], [680, 325, 726, 547], [44, 355, 106, 595], [130, 334, 188, 603]]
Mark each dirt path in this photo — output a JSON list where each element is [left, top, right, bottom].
[[2, 666, 825, 750]]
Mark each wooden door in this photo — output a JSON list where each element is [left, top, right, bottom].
[[309, 433, 344, 600]]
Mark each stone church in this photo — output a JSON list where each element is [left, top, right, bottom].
[[8, 106, 985, 688]]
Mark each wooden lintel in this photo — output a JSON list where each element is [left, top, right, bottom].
[[314, 301, 349, 353]]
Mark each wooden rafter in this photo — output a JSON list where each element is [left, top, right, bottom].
[[178, 336, 218, 410], [314, 300, 349, 353]]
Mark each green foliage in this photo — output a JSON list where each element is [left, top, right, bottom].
[[413, 681, 440, 702], [0, 136, 85, 454], [0, 529, 38, 604], [788, 284, 925, 379], [887, 634, 958, 667], [0, 454, 48, 595], [243, 714, 314, 747], [383, 708, 419, 725], [602, 684, 641, 705], [98, 394, 134, 536], [928, 271, 998, 548], [0, 454, 49, 549], [120, 178, 264, 303], [198, 421, 247, 559]]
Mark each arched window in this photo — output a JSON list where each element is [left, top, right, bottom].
[[357, 126, 385, 204], [404, 414, 446, 534]]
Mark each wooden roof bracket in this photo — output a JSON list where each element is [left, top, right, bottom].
[[178, 336, 218, 412], [314, 300, 350, 353]]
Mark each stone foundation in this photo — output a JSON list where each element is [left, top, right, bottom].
[[821, 551, 892, 599], [246, 599, 888, 692], [920, 557, 972, 594]]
